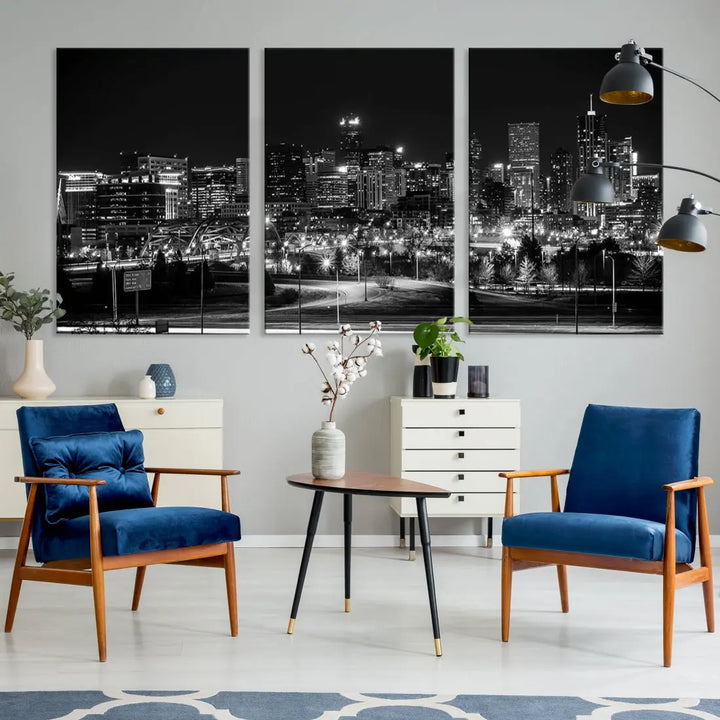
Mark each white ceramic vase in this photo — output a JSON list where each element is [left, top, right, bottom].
[[12, 339, 56, 400], [311, 421, 346, 480], [138, 374, 156, 399]]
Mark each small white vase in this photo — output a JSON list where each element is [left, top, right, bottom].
[[138, 374, 156, 399], [12, 339, 56, 400], [311, 421, 346, 480]]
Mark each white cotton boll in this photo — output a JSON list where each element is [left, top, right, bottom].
[[373, 347, 383, 357], [358, 368, 367, 377], [321, 397, 332, 405]]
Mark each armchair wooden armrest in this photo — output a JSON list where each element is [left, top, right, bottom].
[[144, 467, 240, 476], [144, 468, 241, 511], [499, 469, 570, 479], [663, 476, 713, 492], [500, 469, 570, 518], [15, 476, 106, 486]]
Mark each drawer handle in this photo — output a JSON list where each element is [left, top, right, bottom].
[[458, 474, 465, 481], [458, 452, 465, 459], [457, 495, 465, 502], [458, 408, 466, 416], [458, 430, 465, 437], [157, 407, 165, 415]]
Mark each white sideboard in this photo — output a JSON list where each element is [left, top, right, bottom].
[[390, 396, 521, 545], [0, 397, 224, 520]]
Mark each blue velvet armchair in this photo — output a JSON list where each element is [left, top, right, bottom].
[[4, 403, 242, 661], [500, 404, 714, 667]]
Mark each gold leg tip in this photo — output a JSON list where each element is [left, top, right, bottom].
[[434, 638, 442, 656], [287, 619, 295, 634], [400, 539, 406, 548], [344, 598, 351, 613], [409, 550, 416, 561], [486, 538, 493, 548]]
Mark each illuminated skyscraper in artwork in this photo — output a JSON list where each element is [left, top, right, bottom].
[[549, 147, 573, 213], [576, 95, 608, 175], [508, 121, 540, 209]]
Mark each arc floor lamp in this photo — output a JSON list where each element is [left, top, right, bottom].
[[572, 40, 720, 252]]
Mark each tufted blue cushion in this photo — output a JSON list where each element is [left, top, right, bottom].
[[17, 404, 125, 477], [502, 511, 694, 563], [35, 506, 241, 562], [564, 404, 700, 561], [30, 430, 154, 524]]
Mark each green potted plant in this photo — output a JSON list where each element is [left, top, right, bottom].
[[413, 316, 473, 398], [0, 270, 66, 399]]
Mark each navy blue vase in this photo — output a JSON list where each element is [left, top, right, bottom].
[[147, 363, 176, 398]]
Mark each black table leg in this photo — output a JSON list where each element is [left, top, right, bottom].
[[399, 516, 406, 548], [344, 493, 352, 612], [409, 516, 416, 561], [288, 490, 324, 634], [416, 496, 442, 656], [487, 516, 493, 548]]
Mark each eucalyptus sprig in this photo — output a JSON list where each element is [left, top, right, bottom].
[[0, 270, 66, 340]]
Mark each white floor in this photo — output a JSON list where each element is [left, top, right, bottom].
[[0, 546, 718, 697]]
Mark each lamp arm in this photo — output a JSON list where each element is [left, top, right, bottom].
[[630, 162, 720, 186], [646, 60, 720, 105]]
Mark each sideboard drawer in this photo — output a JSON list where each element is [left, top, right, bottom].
[[402, 448, 519, 472], [399, 470, 507, 493], [402, 427, 519, 450], [392, 492, 511, 517], [399, 399, 520, 429], [116, 399, 222, 430]]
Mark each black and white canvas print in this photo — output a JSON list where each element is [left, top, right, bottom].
[[56, 49, 250, 334], [469, 48, 663, 334], [264, 48, 454, 333]]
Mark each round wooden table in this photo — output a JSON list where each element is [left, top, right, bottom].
[[286, 470, 450, 656]]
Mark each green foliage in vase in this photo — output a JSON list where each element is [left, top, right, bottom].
[[0, 270, 66, 340], [413, 316, 473, 361]]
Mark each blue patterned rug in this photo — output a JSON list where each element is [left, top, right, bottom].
[[1, 692, 720, 719]]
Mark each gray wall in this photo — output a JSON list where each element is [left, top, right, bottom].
[[1, 0, 720, 537]]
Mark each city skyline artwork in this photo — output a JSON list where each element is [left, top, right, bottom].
[[469, 47, 664, 334], [264, 48, 454, 333], [56, 48, 250, 334]]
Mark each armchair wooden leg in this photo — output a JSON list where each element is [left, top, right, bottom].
[[662, 493, 677, 668], [702, 575, 715, 634], [698, 487, 715, 633], [131, 567, 146, 611], [501, 547, 512, 642], [224, 542, 238, 637], [89, 488, 107, 662], [662, 571, 676, 668], [557, 565, 569, 613], [91, 563, 107, 662], [5, 484, 37, 633]]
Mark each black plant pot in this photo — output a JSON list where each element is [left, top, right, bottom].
[[411, 344, 432, 398], [430, 356, 460, 399]]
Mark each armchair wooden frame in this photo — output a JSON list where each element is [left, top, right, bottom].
[[500, 469, 715, 667], [5, 466, 240, 662]]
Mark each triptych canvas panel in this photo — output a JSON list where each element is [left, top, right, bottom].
[[55, 47, 663, 335]]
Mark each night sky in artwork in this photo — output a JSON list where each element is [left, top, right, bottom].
[[57, 48, 249, 172], [264, 49, 454, 164], [469, 48, 663, 175]]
